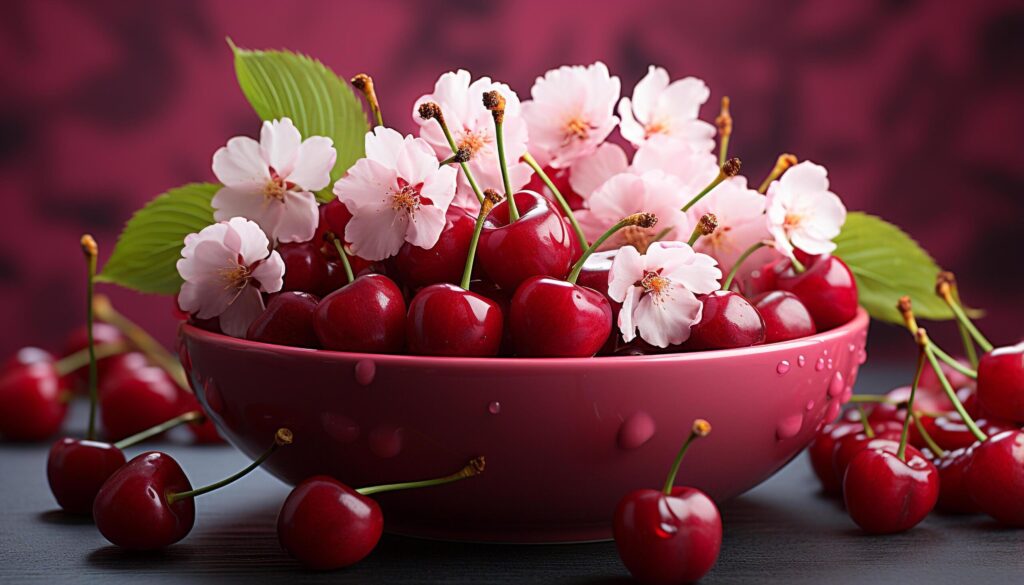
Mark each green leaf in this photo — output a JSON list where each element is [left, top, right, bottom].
[[834, 211, 954, 324], [229, 40, 369, 202], [97, 183, 218, 294]]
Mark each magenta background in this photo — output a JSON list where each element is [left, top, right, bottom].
[[0, 0, 1021, 360]]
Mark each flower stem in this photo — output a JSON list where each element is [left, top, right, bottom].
[[53, 341, 130, 377], [351, 74, 384, 127], [521, 152, 587, 249], [484, 92, 518, 221], [918, 329, 987, 442], [566, 213, 658, 284], [81, 235, 99, 441], [663, 419, 711, 495], [721, 241, 767, 291], [897, 349, 926, 461], [757, 153, 798, 194], [846, 394, 899, 405], [93, 295, 190, 393], [681, 158, 740, 212], [461, 191, 501, 290], [418, 102, 485, 204], [715, 96, 732, 167], [329, 234, 355, 284], [166, 428, 292, 504], [114, 410, 204, 450], [357, 457, 486, 496]]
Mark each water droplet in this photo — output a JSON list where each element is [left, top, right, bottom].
[[488, 401, 502, 415], [815, 357, 826, 371], [776, 414, 803, 440], [797, 355, 806, 367], [617, 411, 656, 450], [827, 358, 834, 370], [354, 359, 376, 386], [848, 343, 856, 353], [823, 349, 829, 357], [841, 386, 853, 404], [825, 400, 841, 423], [805, 399, 816, 411], [828, 372, 845, 398], [321, 413, 360, 444], [856, 349, 868, 365], [368, 425, 403, 458], [776, 360, 791, 375]]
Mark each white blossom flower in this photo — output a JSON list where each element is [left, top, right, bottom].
[[765, 161, 846, 258]]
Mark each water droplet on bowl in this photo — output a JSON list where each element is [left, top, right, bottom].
[[776, 360, 791, 375], [815, 358, 826, 371], [841, 386, 853, 404], [827, 358, 834, 370], [848, 343, 856, 353], [857, 349, 868, 365], [488, 401, 502, 415], [828, 372, 845, 398], [354, 359, 376, 386], [825, 400, 841, 423], [617, 411, 656, 450], [823, 349, 829, 357], [805, 399, 815, 411], [368, 425, 403, 458], [797, 355, 806, 367], [776, 414, 803, 440]]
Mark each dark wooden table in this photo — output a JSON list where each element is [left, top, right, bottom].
[[1, 365, 1021, 584]]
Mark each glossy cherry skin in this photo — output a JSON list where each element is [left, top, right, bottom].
[[395, 209, 475, 289], [247, 291, 320, 349], [919, 356, 976, 395], [0, 354, 68, 441], [314, 274, 406, 353], [509, 277, 612, 357], [613, 487, 722, 584], [831, 423, 904, 488], [683, 291, 766, 350], [928, 414, 1013, 451], [751, 291, 816, 343], [278, 242, 329, 294], [843, 442, 938, 534], [478, 191, 573, 291], [934, 445, 979, 514], [976, 343, 1024, 423], [100, 364, 181, 441], [525, 164, 585, 211], [93, 451, 194, 549], [46, 438, 126, 514], [774, 254, 858, 331], [808, 421, 862, 496], [278, 476, 383, 570], [406, 284, 504, 357], [965, 430, 1024, 526]]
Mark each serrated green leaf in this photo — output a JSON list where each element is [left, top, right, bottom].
[[229, 40, 369, 202], [834, 211, 954, 324], [96, 183, 218, 294]]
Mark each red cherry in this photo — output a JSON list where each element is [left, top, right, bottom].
[[934, 445, 979, 514], [831, 422, 903, 488], [744, 257, 785, 296], [314, 199, 351, 256], [0, 352, 68, 441], [100, 364, 181, 441], [976, 343, 1024, 423], [277, 476, 383, 570], [919, 355, 976, 394], [751, 290, 816, 343], [406, 284, 504, 357], [575, 250, 622, 355], [965, 430, 1024, 526], [98, 352, 149, 397], [247, 291, 320, 349], [478, 191, 572, 291], [314, 274, 406, 353], [928, 413, 1013, 451], [775, 254, 858, 331], [46, 438, 126, 514], [278, 242, 329, 294], [508, 276, 611, 357], [394, 209, 476, 289], [843, 441, 938, 533], [683, 291, 766, 350], [61, 323, 125, 390], [524, 164, 584, 210], [808, 421, 862, 496], [175, 391, 222, 444]]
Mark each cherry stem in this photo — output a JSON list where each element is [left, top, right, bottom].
[[846, 394, 898, 404], [566, 213, 656, 284], [53, 341, 130, 377], [686, 224, 703, 247], [82, 235, 98, 441], [489, 103, 519, 221], [460, 192, 500, 290], [912, 409, 945, 457], [918, 330, 987, 442], [938, 284, 992, 353], [521, 152, 587, 249], [113, 410, 204, 450], [663, 419, 711, 495], [422, 104, 485, 204], [856, 405, 875, 438], [166, 428, 292, 504], [357, 457, 486, 497], [681, 167, 729, 213], [757, 153, 798, 194], [328, 234, 355, 284], [716, 96, 732, 167], [898, 297, 977, 378], [351, 74, 384, 127], [947, 283, 979, 367], [93, 295, 190, 393], [721, 241, 767, 291], [897, 349, 926, 461]]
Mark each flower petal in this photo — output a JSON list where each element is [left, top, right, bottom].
[[635, 283, 702, 347], [260, 118, 302, 175], [286, 136, 336, 191], [345, 211, 408, 261], [251, 250, 285, 293], [569, 142, 629, 198], [218, 285, 266, 338], [274, 190, 319, 243], [617, 285, 642, 343], [212, 136, 269, 188], [608, 244, 645, 303]]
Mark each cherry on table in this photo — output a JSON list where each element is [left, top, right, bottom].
[[934, 445, 979, 514], [774, 254, 858, 331], [683, 291, 766, 350], [843, 441, 938, 534], [247, 291, 320, 349], [477, 191, 573, 291], [830, 422, 903, 489], [0, 350, 68, 441], [965, 429, 1024, 526], [314, 274, 407, 353], [751, 290, 816, 343], [100, 363, 181, 441], [928, 413, 1013, 451], [976, 342, 1024, 423], [46, 438, 126, 514], [808, 420, 862, 496]]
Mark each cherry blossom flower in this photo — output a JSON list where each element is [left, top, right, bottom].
[[211, 118, 336, 244], [765, 161, 846, 258], [521, 62, 620, 169], [618, 66, 716, 152], [686, 176, 777, 277], [576, 171, 691, 252], [568, 142, 629, 201], [333, 127, 457, 261], [176, 217, 285, 338], [412, 70, 532, 211], [631, 134, 719, 194], [608, 241, 721, 348]]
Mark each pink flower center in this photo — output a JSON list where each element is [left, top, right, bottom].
[[218, 261, 252, 292], [264, 168, 294, 202], [643, 120, 668, 139], [564, 116, 592, 142], [458, 130, 488, 156], [390, 178, 425, 213], [783, 212, 803, 232], [640, 270, 671, 297]]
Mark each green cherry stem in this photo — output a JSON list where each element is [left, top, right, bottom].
[[460, 190, 502, 290], [351, 74, 384, 127], [898, 297, 977, 378], [166, 428, 292, 505], [53, 341, 130, 377], [357, 456, 486, 497], [521, 152, 587, 249], [663, 419, 712, 495], [687, 213, 718, 247], [947, 281, 979, 367], [681, 158, 741, 212], [937, 276, 992, 353], [81, 235, 99, 441], [715, 97, 732, 167], [484, 91, 518, 220], [328, 233, 355, 284], [912, 410, 946, 457], [418, 102, 485, 204], [757, 153, 798, 194], [566, 213, 659, 284], [897, 348, 926, 461], [721, 241, 768, 291], [113, 410, 205, 450], [856, 405, 875, 438], [917, 328, 987, 443], [93, 295, 190, 392]]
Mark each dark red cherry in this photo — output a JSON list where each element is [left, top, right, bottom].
[[683, 291, 766, 350], [61, 323, 126, 390], [247, 291, 320, 348], [395, 209, 476, 289], [277, 476, 384, 570], [919, 356, 976, 394], [575, 250, 621, 354], [175, 391, 222, 444], [278, 242, 329, 294], [744, 257, 786, 296], [751, 290, 816, 343], [46, 438, 126, 514], [934, 445, 979, 514], [831, 422, 904, 488], [843, 441, 938, 534], [525, 164, 584, 211], [808, 421, 862, 496], [478, 191, 573, 291], [406, 284, 504, 357], [93, 451, 195, 550], [98, 352, 149, 397], [100, 364, 181, 441], [508, 276, 611, 357], [314, 274, 406, 353], [976, 343, 1024, 423], [928, 413, 1013, 451], [0, 354, 68, 441], [965, 430, 1024, 526], [775, 254, 858, 331]]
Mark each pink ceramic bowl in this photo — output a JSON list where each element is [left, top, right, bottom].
[[179, 308, 868, 543]]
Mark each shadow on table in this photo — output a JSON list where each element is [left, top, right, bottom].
[[38, 510, 95, 526]]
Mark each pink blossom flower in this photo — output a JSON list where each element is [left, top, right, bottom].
[[333, 127, 457, 262], [686, 176, 777, 277], [765, 161, 847, 258], [618, 66, 716, 151], [211, 118, 336, 243], [412, 70, 532, 211], [631, 134, 719, 194], [608, 242, 721, 348], [176, 217, 285, 338], [568, 142, 629, 201], [576, 171, 691, 251], [522, 62, 620, 169]]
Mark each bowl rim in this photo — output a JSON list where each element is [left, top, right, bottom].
[[181, 307, 868, 369]]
